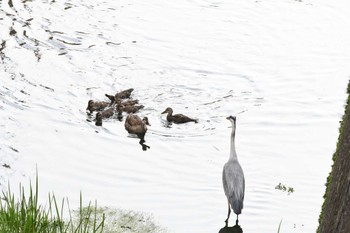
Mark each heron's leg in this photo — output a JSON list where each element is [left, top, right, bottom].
[[235, 214, 239, 225], [225, 203, 231, 227]]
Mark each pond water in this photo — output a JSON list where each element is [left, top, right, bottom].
[[1, 0, 350, 232]]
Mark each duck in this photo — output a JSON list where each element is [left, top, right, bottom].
[[115, 98, 139, 106], [105, 88, 134, 103], [124, 114, 151, 137], [161, 107, 198, 124], [117, 104, 144, 114], [95, 107, 115, 126], [86, 100, 110, 113]]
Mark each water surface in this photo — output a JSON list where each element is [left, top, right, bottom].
[[1, 0, 350, 232]]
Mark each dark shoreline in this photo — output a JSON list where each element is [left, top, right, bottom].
[[317, 80, 350, 233]]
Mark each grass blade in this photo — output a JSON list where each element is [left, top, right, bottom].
[[277, 219, 283, 233]]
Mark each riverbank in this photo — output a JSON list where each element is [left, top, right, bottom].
[[317, 80, 350, 233]]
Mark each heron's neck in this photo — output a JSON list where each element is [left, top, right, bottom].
[[229, 126, 237, 160]]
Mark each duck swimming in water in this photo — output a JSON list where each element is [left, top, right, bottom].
[[117, 104, 144, 114], [115, 98, 139, 107], [161, 107, 198, 124], [124, 114, 150, 136], [125, 114, 151, 150], [95, 107, 115, 126], [105, 88, 134, 103], [86, 100, 110, 114]]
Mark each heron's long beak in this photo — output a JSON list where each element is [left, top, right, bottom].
[[226, 115, 236, 122]]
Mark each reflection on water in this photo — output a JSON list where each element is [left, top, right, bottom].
[[0, 41, 6, 60], [219, 225, 243, 233], [1, 0, 350, 233], [139, 137, 150, 151]]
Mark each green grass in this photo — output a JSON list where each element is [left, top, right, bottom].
[[277, 219, 282, 233], [0, 175, 105, 233], [0, 175, 167, 233]]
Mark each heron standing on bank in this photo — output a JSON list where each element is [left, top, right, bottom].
[[222, 115, 245, 227]]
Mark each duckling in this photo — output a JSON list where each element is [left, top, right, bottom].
[[105, 88, 134, 103], [115, 98, 139, 106], [117, 104, 144, 114], [161, 107, 198, 124], [124, 114, 151, 136], [116, 88, 134, 99], [86, 100, 110, 113], [95, 107, 115, 126]]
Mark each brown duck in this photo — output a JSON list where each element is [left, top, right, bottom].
[[105, 88, 134, 103], [95, 107, 115, 126], [117, 104, 144, 114], [124, 114, 150, 136], [161, 107, 198, 124], [115, 98, 139, 106], [86, 100, 110, 113]]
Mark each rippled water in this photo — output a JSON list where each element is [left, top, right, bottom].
[[1, 0, 350, 232]]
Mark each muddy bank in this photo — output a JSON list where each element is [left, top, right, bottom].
[[318, 81, 350, 233]]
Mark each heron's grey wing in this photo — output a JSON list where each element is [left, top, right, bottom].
[[222, 161, 245, 213], [222, 166, 230, 199]]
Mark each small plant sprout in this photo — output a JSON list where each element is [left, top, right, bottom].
[[275, 182, 295, 195]]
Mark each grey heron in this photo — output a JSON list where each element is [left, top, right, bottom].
[[222, 115, 245, 227]]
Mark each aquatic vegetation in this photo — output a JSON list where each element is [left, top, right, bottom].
[[0, 176, 167, 233], [277, 219, 282, 233], [79, 207, 168, 233], [275, 183, 294, 195], [0, 176, 104, 233]]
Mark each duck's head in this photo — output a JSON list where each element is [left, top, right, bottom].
[[116, 104, 124, 112], [95, 112, 102, 126], [143, 117, 151, 126], [87, 100, 94, 109], [161, 107, 173, 114]]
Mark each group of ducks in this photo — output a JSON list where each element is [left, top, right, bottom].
[[86, 88, 198, 141]]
